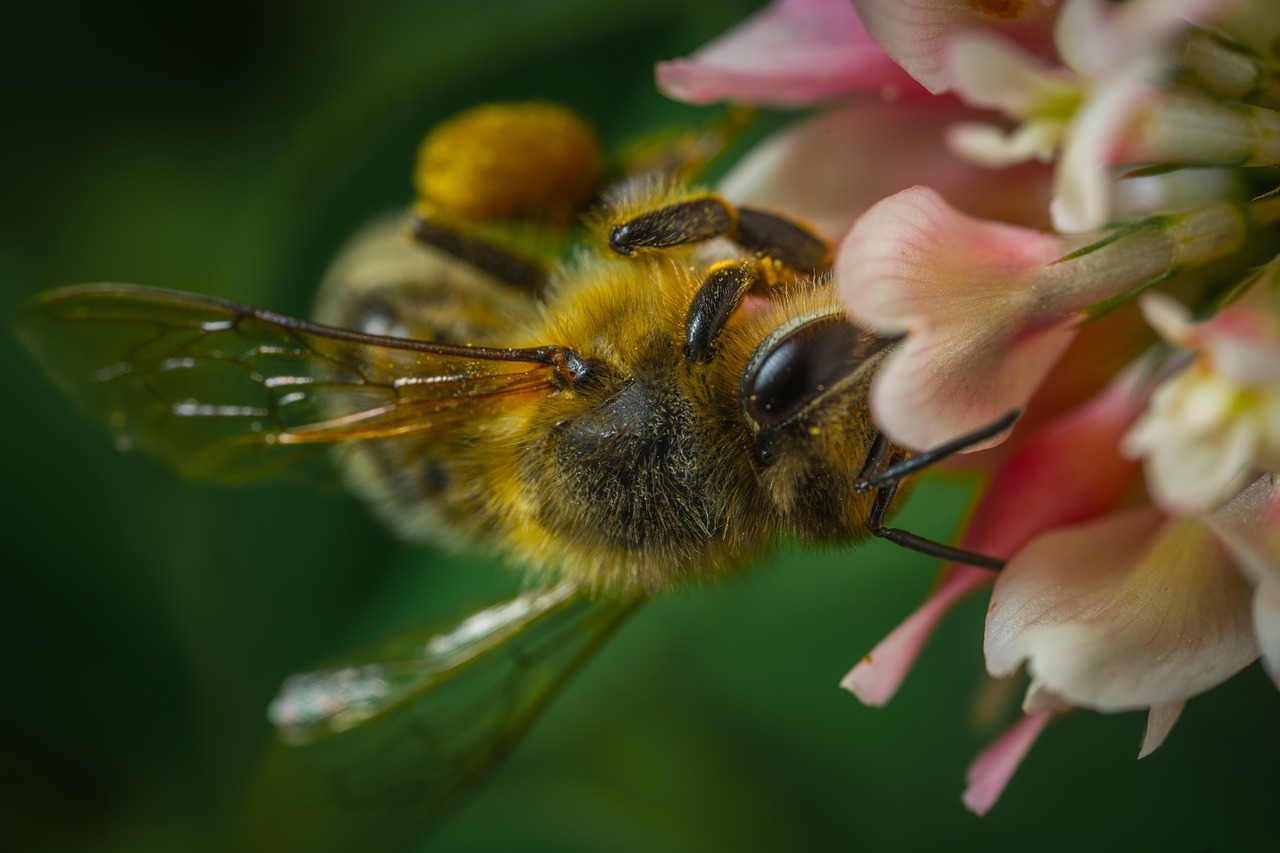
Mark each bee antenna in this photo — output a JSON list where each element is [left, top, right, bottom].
[[855, 409, 1021, 491]]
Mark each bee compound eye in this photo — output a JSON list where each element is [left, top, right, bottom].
[[740, 315, 867, 429]]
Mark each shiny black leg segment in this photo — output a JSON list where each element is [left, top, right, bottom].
[[855, 410, 1022, 571], [735, 207, 832, 273], [866, 477, 1007, 570], [606, 196, 832, 274], [410, 216, 548, 292], [856, 410, 1020, 491], [608, 197, 736, 255], [684, 261, 758, 363], [857, 431, 889, 481]]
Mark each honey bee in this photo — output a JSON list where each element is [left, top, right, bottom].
[[16, 102, 1012, 850]]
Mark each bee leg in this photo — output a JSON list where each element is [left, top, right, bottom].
[[856, 410, 1020, 490], [857, 410, 1022, 571], [607, 194, 831, 274], [856, 432, 890, 480], [606, 193, 738, 255], [683, 260, 764, 363], [408, 214, 549, 293], [866, 474, 1007, 571], [733, 207, 832, 274]]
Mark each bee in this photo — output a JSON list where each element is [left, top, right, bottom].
[[16, 102, 1012, 851]]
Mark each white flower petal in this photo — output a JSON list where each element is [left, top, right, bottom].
[[1252, 579, 1280, 688], [1050, 66, 1151, 233], [1054, 0, 1109, 76], [986, 508, 1258, 710], [1138, 291, 1195, 346], [948, 33, 1072, 116], [1204, 475, 1280, 686], [853, 0, 1061, 94], [947, 120, 1063, 167]]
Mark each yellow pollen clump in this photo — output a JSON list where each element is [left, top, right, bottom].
[[967, 0, 1029, 20], [415, 102, 601, 224]]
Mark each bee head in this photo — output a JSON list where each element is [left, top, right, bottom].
[[739, 310, 899, 536]]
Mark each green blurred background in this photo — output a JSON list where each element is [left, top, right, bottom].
[[5, 1, 1278, 851]]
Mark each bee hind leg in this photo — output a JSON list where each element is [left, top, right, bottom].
[[407, 215, 549, 294]]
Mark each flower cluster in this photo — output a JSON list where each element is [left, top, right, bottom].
[[660, 0, 1280, 813]]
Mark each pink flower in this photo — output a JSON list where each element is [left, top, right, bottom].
[[836, 189, 1260, 451], [655, 0, 923, 107], [715, 102, 1051, 243], [851, 0, 1062, 96], [972, 475, 1279, 811], [656, 0, 1280, 819], [843, 372, 1144, 706], [836, 187, 1087, 451], [938, 0, 1234, 232]]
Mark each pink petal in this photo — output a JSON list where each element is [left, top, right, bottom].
[[987, 508, 1259, 709], [962, 370, 1146, 555], [836, 186, 1085, 451], [717, 103, 1052, 242], [962, 711, 1053, 815], [841, 565, 993, 706], [1193, 288, 1280, 385], [853, 0, 1061, 94], [656, 0, 924, 107], [1139, 700, 1185, 758], [841, 374, 1143, 706]]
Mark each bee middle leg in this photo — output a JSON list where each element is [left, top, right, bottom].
[[856, 411, 1021, 571]]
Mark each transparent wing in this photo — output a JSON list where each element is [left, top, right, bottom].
[[240, 584, 640, 853], [15, 284, 579, 481]]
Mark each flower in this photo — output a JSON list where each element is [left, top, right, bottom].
[[938, 0, 1238, 232], [1207, 475, 1280, 686], [986, 507, 1259, 713], [714, 102, 1052, 243], [1124, 288, 1280, 515], [661, 0, 1280, 818], [851, 0, 1061, 96], [834, 188, 1259, 451], [655, 0, 922, 107], [961, 711, 1053, 816], [842, 371, 1145, 706]]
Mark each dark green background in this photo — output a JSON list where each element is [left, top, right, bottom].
[[5, 1, 1277, 850]]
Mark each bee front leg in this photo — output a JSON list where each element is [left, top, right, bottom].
[[856, 411, 1021, 571]]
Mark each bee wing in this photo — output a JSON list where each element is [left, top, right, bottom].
[[16, 284, 576, 482], [242, 583, 640, 853]]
